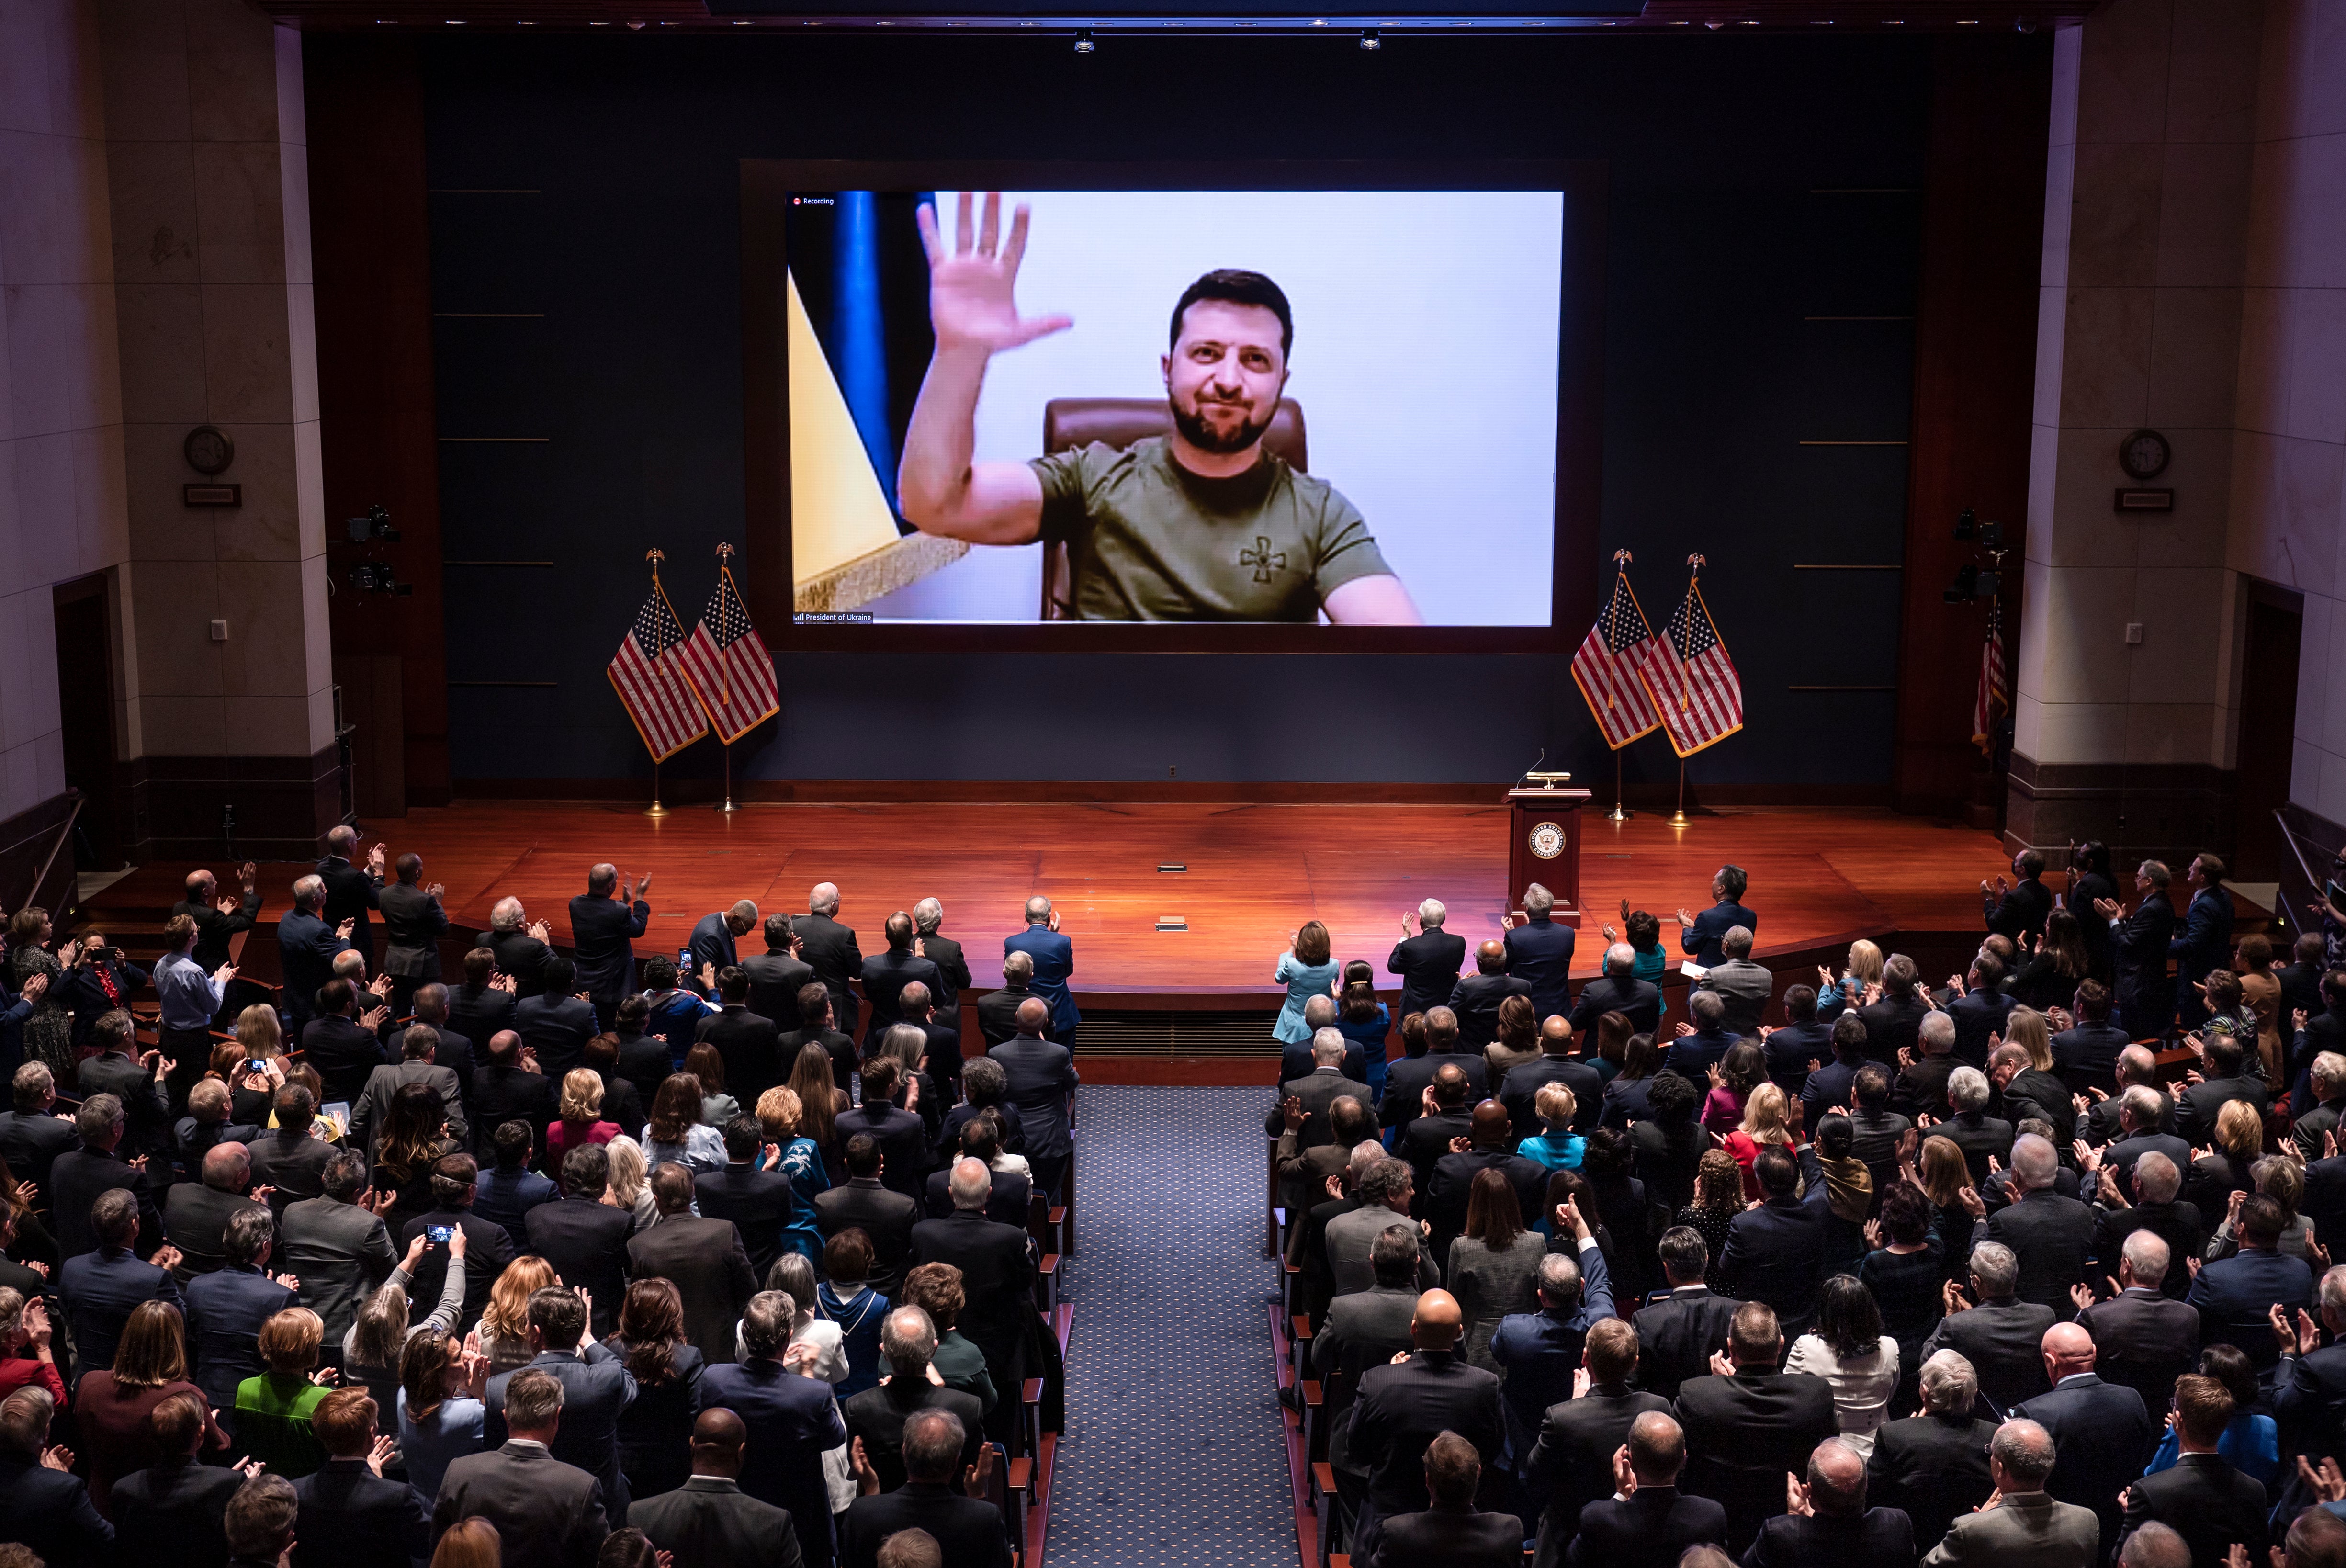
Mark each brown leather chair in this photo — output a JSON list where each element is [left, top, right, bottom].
[[1036, 396, 1308, 619]]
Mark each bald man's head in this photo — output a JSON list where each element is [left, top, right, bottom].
[[1014, 997, 1050, 1035], [1806, 1439, 1866, 1516], [1411, 1290, 1463, 1351], [1476, 940, 1507, 974], [1470, 1100, 1511, 1147], [689, 1408, 747, 1478], [1627, 1411, 1685, 1483], [2041, 1322, 2096, 1381]]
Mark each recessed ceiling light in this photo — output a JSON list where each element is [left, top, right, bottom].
[[444, 17, 463, 23], [375, 17, 395, 23], [1310, 16, 1326, 25]]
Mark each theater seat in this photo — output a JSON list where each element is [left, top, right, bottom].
[[1035, 397, 1308, 620]]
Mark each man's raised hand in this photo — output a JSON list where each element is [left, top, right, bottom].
[[917, 192, 1072, 356]]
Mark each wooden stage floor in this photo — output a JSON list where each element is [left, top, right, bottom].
[[90, 799, 2015, 1006]]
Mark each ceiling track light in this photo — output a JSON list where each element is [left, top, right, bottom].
[[1072, 26, 1094, 50]]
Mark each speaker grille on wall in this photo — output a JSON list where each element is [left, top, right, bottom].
[[1071, 1009, 1286, 1055]]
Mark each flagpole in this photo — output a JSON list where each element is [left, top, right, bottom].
[[643, 549, 671, 817], [1668, 553, 1706, 828], [1609, 750, 1631, 823], [713, 543, 739, 814]]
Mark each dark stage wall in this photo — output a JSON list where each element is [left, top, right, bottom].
[[308, 31, 2050, 799]]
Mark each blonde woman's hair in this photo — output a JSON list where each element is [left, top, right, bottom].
[[113, 1300, 190, 1388], [756, 1085, 803, 1142], [2214, 1097, 2263, 1162], [1534, 1082, 1578, 1131], [1739, 1082, 1792, 1144], [559, 1069, 605, 1123], [235, 1004, 284, 1059], [483, 1255, 560, 1344], [351, 1280, 411, 1371], [1846, 940, 1884, 986], [1917, 1135, 1974, 1207], [605, 1136, 648, 1207], [2005, 1007, 2054, 1072]]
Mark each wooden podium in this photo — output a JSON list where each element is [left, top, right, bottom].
[[1506, 785, 1591, 926]]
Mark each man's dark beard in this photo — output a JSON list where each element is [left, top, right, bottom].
[[1170, 395, 1273, 456]]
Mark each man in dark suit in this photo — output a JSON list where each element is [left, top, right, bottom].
[[484, 1286, 637, 1519], [1674, 1301, 1838, 1556], [1565, 1410, 1729, 1568], [1502, 883, 1577, 1022], [1275, 1095, 1371, 1256], [2112, 1374, 2267, 1568], [1500, 1017, 1604, 1139], [1004, 895, 1079, 1051], [2188, 1193, 2316, 1371], [1743, 1437, 1914, 1568], [397, 1152, 517, 1333], [907, 1159, 1037, 1424], [1984, 849, 2054, 946], [2074, 1231, 2198, 1412], [896, 984, 965, 1102], [2051, 980, 2131, 1093], [1278, 995, 1367, 1084], [51, 1093, 163, 1258], [1450, 940, 1533, 1052], [744, 914, 816, 1034], [184, 1207, 299, 1415], [1397, 1066, 1477, 1197], [448, 947, 520, 1049], [524, 1146, 635, 1338], [838, 1060, 931, 1201], [58, 1186, 182, 1369], [1390, 899, 1469, 1025], [1921, 1241, 2055, 1414], [175, 863, 262, 976], [376, 852, 451, 1020], [480, 899, 556, 998], [2273, 1265, 2346, 1498], [1716, 1147, 1828, 1337], [631, 1408, 810, 1568], [470, 1029, 555, 1163], [2090, 1154, 2200, 1297], [1370, 1431, 1523, 1568], [76, 1019, 169, 1167], [567, 864, 650, 1023], [1424, 1100, 1545, 1260], [2176, 1034, 2270, 1144], [2101, 860, 2177, 1036], [1679, 865, 1758, 970], [1384, 1008, 1490, 1143], [689, 901, 761, 990], [432, 1367, 611, 1568], [1857, 955, 1931, 1065], [697, 1117, 801, 1276], [315, 825, 386, 968], [474, 1119, 559, 1252], [292, 1386, 433, 1567], [697, 967, 785, 1103], [1762, 987, 1836, 1098], [1570, 941, 1662, 1041], [163, 1142, 266, 1283], [908, 898, 971, 1028], [1946, 953, 2018, 1066], [0, 1382, 115, 1560], [1347, 1289, 1505, 1563], [921, 1119, 1029, 1228], [797, 883, 867, 1041], [837, 1408, 1008, 1568], [111, 1388, 243, 1564], [515, 957, 598, 1079], [2295, 1049, 2346, 1161], [1864, 1349, 1997, 1551], [1635, 1227, 1742, 1400], [630, 1163, 758, 1361], [843, 1307, 986, 1493], [1985, 1134, 2095, 1312], [974, 952, 1047, 1049], [241, 1085, 332, 1219], [300, 978, 392, 1109], [860, 911, 944, 1050], [2096, 1087, 2195, 1204], [1488, 1205, 1613, 1453], [2014, 1321, 2156, 1555], [276, 1151, 397, 1345], [2167, 855, 2235, 1031], [1662, 990, 1742, 1082], [817, 1134, 922, 1298], [701, 1292, 851, 1567], [1267, 1031, 1360, 1150], [1894, 1010, 1963, 1121], [991, 1000, 1079, 1199], [277, 874, 355, 1027], [0, 1062, 79, 1189], [1522, 1317, 1669, 1566]]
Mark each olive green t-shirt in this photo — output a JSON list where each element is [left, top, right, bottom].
[[1028, 437, 1392, 622]]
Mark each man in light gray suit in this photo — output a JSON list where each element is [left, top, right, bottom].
[[1694, 926, 1772, 1038], [276, 1148, 397, 1343], [1325, 1159, 1439, 1297], [349, 1024, 468, 1155], [1920, 1418, 2099, 1568]]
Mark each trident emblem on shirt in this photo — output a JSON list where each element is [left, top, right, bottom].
[[1240, 537, 1287, 583]]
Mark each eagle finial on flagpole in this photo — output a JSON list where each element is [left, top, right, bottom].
[[1613, 549, 1633, 567], [1686, 553, 1705, 579], [645, 547, 665, 573]]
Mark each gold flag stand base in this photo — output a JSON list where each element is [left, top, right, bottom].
[[1669, 759, 1690, 827], [646, 760, 669, 817], [714, 743, 738, 813]]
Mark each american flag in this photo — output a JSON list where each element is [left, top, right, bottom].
[[1572, 570, 1664, 749], [1972, 600, 2008, 756], [679, 566, 780, 745], [608, 581, 710, 761], [1635, 580, 1744, 757]]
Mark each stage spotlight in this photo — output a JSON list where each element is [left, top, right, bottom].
[[346, 562, 413, 596], [344, 504, 398, 544], [1359, 27, 1379, 47], [1073, 27, 1094, 50]]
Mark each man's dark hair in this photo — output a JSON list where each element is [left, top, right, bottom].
[[718, 966, 749, 1004], [224, 1474, 299, 1558], [1831, 1013, 1869, 1063], [1753, 1145, 1800, 1198], [2204, 1036, 2244, 1079], [1658, 1225, 1708, 1282], [1170, 269, 1293, 357], [722, 1116, 763, 1162], [797, 983, 832, 1026], [1330, 1095, 1375, 1148], [528, 1284, 587, 1350], [1782, 984, 1817, 1023], [2242, 1194, 2287, 1247], [274, 1083, 316, 1128], [1432, 1063, 1469, 1110], [430, 1152, 479, 1209], [492, 1119, 534, 1171], [901, 1409, 965, 1484], [643, 956, 678, 991], [322, 1149, 370, 1200], [1974, 953, 2006, 990], [542, 956, 576, 994], [223, 1206, 275, 1268], [844, 1133, 881, 1178], [763, 914, 794, 949], [1422, 1430, 1479, 1509], [1716, 865, 1748, 901], [1853, 1063, 1891, 1112], [1646, 1070, 1698, 1124], [615, 994, 650, 1032], [884, 911, 915, 951], [561, 1143, 610, 1199], [319, 977, 354, 1016], [1369, 1223, 1419, 1288], [861, 1058, 899, 1106], [650, 1162, 696, 1216]]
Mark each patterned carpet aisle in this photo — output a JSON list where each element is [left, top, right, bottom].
[[1044, 1085, 1297, 1568]]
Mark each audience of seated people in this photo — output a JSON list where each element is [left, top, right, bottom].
[[0, 869, 1082, 1568]]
